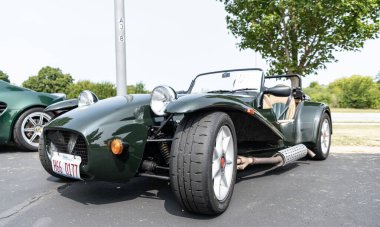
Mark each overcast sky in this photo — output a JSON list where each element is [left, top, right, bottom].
[[0, 0, 379, 91]]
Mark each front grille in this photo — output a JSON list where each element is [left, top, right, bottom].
[[45, 130, 88, 165], [0, 102, 7, 115]]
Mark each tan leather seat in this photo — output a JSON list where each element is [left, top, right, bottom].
[[263, 94, 296, 121]]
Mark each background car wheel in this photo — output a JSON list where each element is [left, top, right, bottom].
[[13, 107, 52, 151], [170, 112, 237, 215], [313, 113, 332, 160], [38, 134, 74, 181]]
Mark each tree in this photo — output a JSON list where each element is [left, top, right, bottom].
[[303, 81, 333, 105], [0, 70, 10, 83], [220, 0, 380, 76], [328, 75, 380, 108], [67, 80, 116, 99], [127, 82, 149, 94], [22, 66, 74, 93]]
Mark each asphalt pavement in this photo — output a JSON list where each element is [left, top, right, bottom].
[[0, 145, 379, 227]]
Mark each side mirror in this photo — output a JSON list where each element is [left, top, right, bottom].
[[264, 86, 291, 97]]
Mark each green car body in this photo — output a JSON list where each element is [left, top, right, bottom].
[[0, 80, 65, 149], [39, 68, 332, 215]]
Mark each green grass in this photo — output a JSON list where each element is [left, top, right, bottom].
[[332, 124, 380, 146], [331, 108, 380, 113]]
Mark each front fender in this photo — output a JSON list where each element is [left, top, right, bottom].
[[44, 95, 153, 181], [44, 99, 78, 115], [166, 94, 284, 140]]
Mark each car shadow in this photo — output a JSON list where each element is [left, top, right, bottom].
[[236, 158, 310, 182], [55, 159, 311, 219], [0, 144, 19, 153], [55, 176, 217, 220]]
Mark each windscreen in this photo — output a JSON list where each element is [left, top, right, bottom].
[[190, 69, 263, 94]]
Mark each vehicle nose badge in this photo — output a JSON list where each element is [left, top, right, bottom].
[[67, 134, 78, 154]]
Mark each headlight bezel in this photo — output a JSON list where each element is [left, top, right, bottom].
[[78, 90, 99, 107], [150, 85, 177, 116]]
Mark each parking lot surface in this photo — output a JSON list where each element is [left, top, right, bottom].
[[0, 146, 379, 227]]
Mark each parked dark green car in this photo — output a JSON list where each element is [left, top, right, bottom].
[[39, 68, 332, 215], [0, 80, 65, 151]]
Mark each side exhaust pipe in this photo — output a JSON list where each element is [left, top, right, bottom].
[[247, 144, 315, 167], [274, 144, 308, 166]]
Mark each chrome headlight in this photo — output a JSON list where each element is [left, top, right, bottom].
[[78, 90, 99, 107], [150, 86, 176, 116]]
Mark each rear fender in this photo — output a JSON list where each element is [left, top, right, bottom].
[[290, 102, 331, 147]]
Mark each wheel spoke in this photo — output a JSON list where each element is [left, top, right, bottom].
[[213, 173, 222, 198], [218, 173, 229, 200], [212, 164, 221, 179], [220, 184, 229, 199], [28, 117, 37, 126], [213, 147, 221, 160], [39, 114, 44, 125], [28, 132, 38, 143], [23, 128, 34, 133], [222, 136, 231, 154], [221, 173, 228, 187], [215, 132, 223, 155]]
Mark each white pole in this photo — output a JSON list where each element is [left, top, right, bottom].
[[254, 51, 258, 67], [114, 0, 127, 95]]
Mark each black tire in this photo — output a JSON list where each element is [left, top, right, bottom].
[[13, 107, 52, 151], [313, 113, 332, 160], [38, 133, 73, 181], [170, 112, 237, 215]]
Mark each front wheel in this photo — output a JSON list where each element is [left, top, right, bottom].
[[313, 113, 332, 160], [13, 107, 52, 151], [170, 112, 237, 215]]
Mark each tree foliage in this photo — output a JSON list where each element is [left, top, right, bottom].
[[0, 70, 10, 83], [22, 66, 74, 93], [127, 82, 150, 94], [67, 80, 116, 99], [66, 81, 149, 99], [20, 66, 150, 98], [328, 75, 380, 108], [303, 82, 333, 105], [220, 0, 380, 75], [305, 76, 380, 108]]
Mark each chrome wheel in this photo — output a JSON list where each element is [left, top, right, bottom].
[[320, 119, 331, 155], [212, 125, 234, 201], [21, 112, 51, 148]]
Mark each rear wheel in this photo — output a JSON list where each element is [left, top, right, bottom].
[[13, 107, 52, 151], [313, 113, 332, 160], [170, 112, 237, 215]]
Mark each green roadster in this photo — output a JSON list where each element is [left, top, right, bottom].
[[39, 68, 332, 215], [0, 80, 65, 151]]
